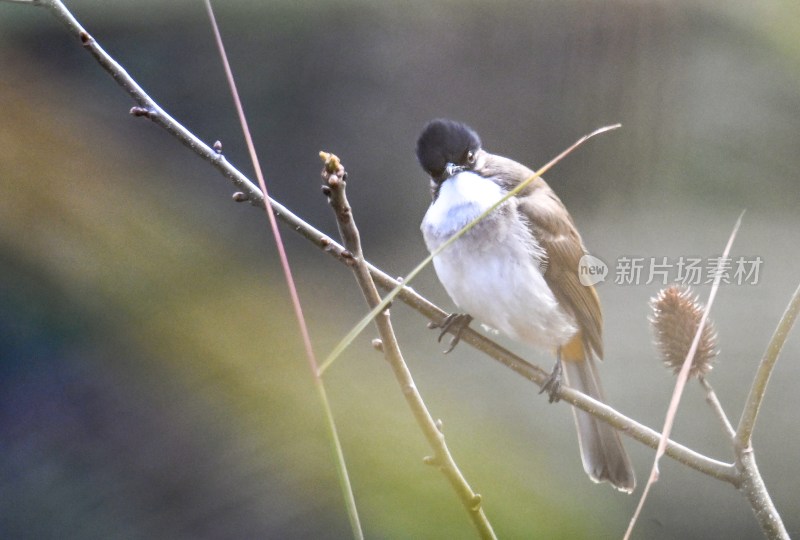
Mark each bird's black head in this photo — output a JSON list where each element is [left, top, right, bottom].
[[416, 119, 481, 182]]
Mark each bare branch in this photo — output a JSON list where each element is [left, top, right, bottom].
[[736, 282, 800, 449]]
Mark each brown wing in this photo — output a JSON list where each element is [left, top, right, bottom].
[[476, 153, 603, 357], [517, 181, 604, 359]]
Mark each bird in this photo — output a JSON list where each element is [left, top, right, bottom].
[[416, 118, 635, 492]]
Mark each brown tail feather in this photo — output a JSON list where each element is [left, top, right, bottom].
[[561, 335, 635, 492]]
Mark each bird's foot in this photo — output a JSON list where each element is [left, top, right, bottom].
[[539, 358, 563, 403], [427, 313, 473, 354]]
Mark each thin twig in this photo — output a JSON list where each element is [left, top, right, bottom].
[[736, 281, 800, 449], [320, 153, 496, 539], [698, 376, 736, 441]]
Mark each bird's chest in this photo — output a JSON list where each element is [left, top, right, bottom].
[[420, 173, 576, 348]]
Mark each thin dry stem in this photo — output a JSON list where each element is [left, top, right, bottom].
[[203, 3, 363, 538], [699, 376, 736, 441]]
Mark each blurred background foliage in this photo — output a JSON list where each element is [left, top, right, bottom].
[[1, 0, 799, 538]]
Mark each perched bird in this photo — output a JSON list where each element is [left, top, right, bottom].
[[417, 118, 635, 492]]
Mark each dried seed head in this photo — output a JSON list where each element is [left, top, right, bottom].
[[650, 285, 718, 377]]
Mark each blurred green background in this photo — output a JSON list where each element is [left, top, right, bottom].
[[1, 0, 799, 538]]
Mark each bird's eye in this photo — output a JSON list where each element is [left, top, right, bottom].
[[465, 150, 476, 165]]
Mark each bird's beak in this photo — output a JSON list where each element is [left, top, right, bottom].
[[443, 162, 464, 179]]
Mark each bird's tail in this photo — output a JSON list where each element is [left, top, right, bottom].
[[561, 335, 636, 493]]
